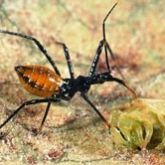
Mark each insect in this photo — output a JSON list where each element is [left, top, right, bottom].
[[0, 3, 136, 132]]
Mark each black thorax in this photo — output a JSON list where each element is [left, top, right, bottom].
[[59, 72, 114, 100]]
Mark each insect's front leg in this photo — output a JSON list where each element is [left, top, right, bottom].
[[105, 42, 125, 79], [81, 92, 111, 129]]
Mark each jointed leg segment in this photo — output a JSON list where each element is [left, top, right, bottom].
[[39, 101, 51, 131], [81, 92, 111, 129], [0, 98, 59, 129], [105, 42, 125, 79], [89, 3, 119, 76], [0, 30, 61, 76], [89, 40, 104, 76], [55, 41, 75, 79]]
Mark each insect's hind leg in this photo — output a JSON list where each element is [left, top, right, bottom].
[[0, 98, 59, 130], [0, 30, 61, 76]]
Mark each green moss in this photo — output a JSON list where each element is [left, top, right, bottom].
[[110, 99, 165, 150]]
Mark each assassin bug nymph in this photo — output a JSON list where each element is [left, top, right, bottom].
[[0, 3, 136, 132]]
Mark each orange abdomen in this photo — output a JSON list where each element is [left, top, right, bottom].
[[15, 65, 63, 97]]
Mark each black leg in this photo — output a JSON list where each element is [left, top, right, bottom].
[[0, 30, 61, 76], [104, 43, 111, 73], [55, 41, 74, 79], [81, 93, 111, 129], [0, 97, 59, 129], [39, 101, 51, 131], [89, 40, 104, 76], [105, 42, 125, 79], [89, 3, 118, 76], [102, 2, 125, 79], [100, 3, 136, 97]]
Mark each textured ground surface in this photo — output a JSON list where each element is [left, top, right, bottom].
[[0, 0, 165, 164]]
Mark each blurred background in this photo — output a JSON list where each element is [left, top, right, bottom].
[[0, 0, 165, 164]]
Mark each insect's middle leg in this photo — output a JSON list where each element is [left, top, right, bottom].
[[55, 41, 74, 79], [88, 40, 104, 76], [39, 101, 51, 131], [89, 39, 116, 76]]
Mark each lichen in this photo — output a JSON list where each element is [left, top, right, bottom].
[[110, 98, 165, 150]]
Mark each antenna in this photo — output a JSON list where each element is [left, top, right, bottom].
[[102, 2, 118, 40]]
